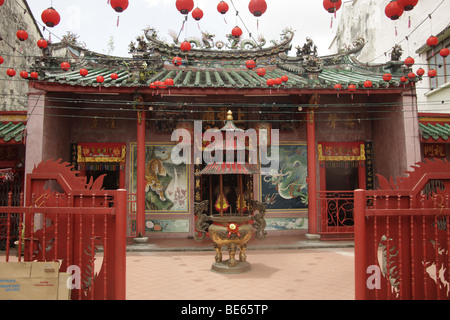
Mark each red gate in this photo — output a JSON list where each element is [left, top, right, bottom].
[[354, 159, 450, 300], [1, 159, 126, 300]]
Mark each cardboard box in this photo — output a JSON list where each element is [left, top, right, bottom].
[[0, 262, 70, 300]]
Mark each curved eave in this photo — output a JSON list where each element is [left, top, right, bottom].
[[31, 58, 419, 95]]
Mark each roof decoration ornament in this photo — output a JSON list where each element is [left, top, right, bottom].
[[390, 44, 403, 61], [142, 26, 294, 60]]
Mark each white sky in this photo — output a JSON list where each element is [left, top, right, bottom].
[[26, 0, 343, 57]]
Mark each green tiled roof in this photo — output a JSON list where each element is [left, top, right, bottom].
[[0, 122, 26, 143], [39, 65, 404, 90], [419, 123, 450, 141]]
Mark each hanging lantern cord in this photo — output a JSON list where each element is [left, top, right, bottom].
[[177, 15, 189, 43]]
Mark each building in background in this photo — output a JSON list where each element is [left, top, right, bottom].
[[329, 0, 450, 162]]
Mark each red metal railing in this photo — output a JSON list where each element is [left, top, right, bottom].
[[1, 190, 127, 300], [355, 189, 450, 300], [127, 193, 137, 238], [316, 190, 354, 238]]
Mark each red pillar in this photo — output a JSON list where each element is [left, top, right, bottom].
[[136, 110, 146, 237], [354, 188, 367, 300], [307, 109, 317, 234], [115, 189, 127, 300]]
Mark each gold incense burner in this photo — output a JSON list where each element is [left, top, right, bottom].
[[193, 110, 267, 273]]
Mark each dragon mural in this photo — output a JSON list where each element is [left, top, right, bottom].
[[262, 145, 308, 209]]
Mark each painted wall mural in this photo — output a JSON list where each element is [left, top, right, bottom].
[[265, 217, 307, 231], [131, 143, 189, 213], [260, 143, 308, 211]]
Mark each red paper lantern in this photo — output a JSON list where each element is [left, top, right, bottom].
[[348, 84, 356, 92], [416, 68, 425, 76], [400, 76, 408, 83], [30, 72, 39, 79], [383, 73, 392, 82], [232, 26, 243, 38], [256, 68, 266, 77], [249, 0, 267, 17], [96, 75, 105, 83], [0, 0, 4, 6], [16, 30, 28, 41], [20, 71, 28, 79], [364, 80, 373, 88], [246, 60, 256, 70], [404, 56, 415, 67], [79, 68, 88, 77], [180, 41, 191, 53], [426, 36, 438, 48], [281, 75, 289, 82], [61, 62, 70, 71], [217, 1, 229, 14], [156, 81, 166, 89], [397, 0, 418, 11], [440, 48, 450, 58], [173, 56, 183, 66], [176, 0, 194, 14], [37, 38, 48, 49], [192, 7, 203, 21], [111, 73, 119, 80], [266, 78, 275, 86], [41, 7, 61, 28], [428, 69, 437, 78], [6, 68, 16, 77], [0, 56, 3, 65], [274, 78, 282, 85], [407, 72, 416, 79], [385, 1, 403, 20], [334, 83, 342, 90], [111, 0, 129, 12], [165, 78, 174, 86], [323, 0, 342, 13]]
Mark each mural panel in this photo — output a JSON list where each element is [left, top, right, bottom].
[[130, 143, 189, 213], [260, 143, 308, 211]]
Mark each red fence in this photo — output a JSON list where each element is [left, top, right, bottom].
[[354, 159, 450, 300], [316, 191, 354, 239], [0, 160, 126, 300]]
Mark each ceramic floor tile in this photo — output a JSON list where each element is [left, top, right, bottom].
[[125, 248, 355, 300]]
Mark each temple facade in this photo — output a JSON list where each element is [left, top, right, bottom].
[[25, 27, 421, 241]]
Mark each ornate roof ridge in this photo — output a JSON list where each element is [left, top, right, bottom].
[[139, 27, 295, 60]]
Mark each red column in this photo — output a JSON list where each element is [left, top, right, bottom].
[[307, 109, 317, 234], [136, 110, 146, 237], [354, 188, 367, 300], [115, 189, 127, 300]]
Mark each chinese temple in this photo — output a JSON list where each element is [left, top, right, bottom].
[[25, 27, 421, 241]]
